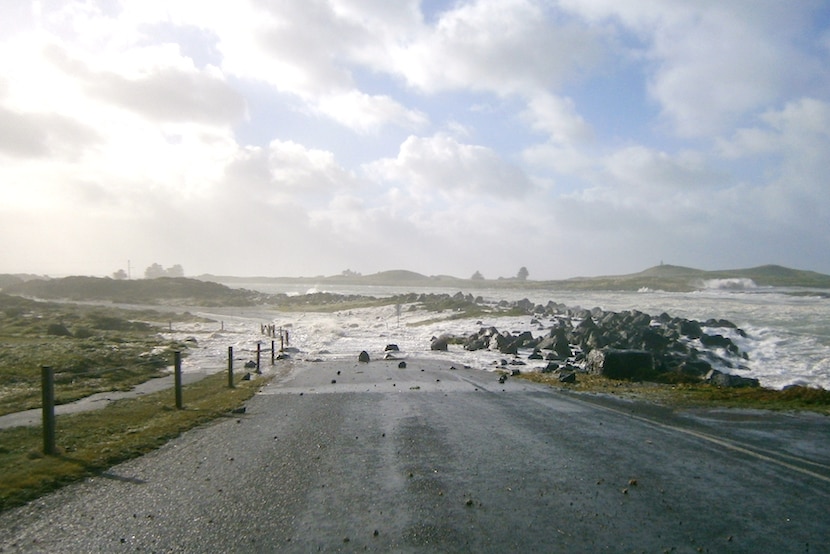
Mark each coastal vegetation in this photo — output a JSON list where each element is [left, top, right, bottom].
[[0, 294, 196, 416], [0, 371, 265, 512], [519, 372, 830, 414]]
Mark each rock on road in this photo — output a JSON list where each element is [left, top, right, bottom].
[[2, 357, 830, 553]]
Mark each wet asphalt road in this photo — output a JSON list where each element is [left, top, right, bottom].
[[1, 357, 829, 553]]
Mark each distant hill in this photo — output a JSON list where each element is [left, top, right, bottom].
[[9, 264, 823, 304], [550, 264, 830, 292], [1, 276, 277, 306], [199, 264, 830, 292]]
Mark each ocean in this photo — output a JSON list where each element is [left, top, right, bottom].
[[204, 280, 830, 390]]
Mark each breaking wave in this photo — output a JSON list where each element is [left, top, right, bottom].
[[701, 278, 757, 291]]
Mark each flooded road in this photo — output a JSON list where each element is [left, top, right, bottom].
[[2, 357, 829, 552]]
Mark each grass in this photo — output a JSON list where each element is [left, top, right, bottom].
[[0, 371, 267, 512], [0, 294, 206, 416], [518, 372, 830, 414]]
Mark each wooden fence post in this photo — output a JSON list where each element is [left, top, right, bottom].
[[228, 346, 234, 388], [271, 340, 275, 365], [256, 342, 261, 372], [41, 366, 56, 456], [174, 351, 183, 409]]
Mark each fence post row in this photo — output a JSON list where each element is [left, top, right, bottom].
[[37, 336, 284, 453]]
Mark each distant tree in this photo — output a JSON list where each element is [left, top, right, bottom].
[[517, 266, 529, 281], [471, 270, 484, 280], [167, 264, 184, 278], [112, 269, 128, 280], [144, 263, 165, 279], [341, 269, 361, 277]]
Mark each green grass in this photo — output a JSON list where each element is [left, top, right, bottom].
[[0, 371, 267, 512], [0, 294, 210, 416], [519, 372, 830, 414]]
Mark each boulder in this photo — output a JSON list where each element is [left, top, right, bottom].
[[541, 362, 559, 374], [358, 350, 370, 363], [430, 335, 450, 351], [489, 333, 518, 355], [679, 320, 703, 339], [385, 344, 400, 352], [585, 349, 654, 380], [557, 370, 577, 384], [704, 369, 760, 388]]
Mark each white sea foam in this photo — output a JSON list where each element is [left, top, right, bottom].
[[701, 278, 757, 290], [181, 284, 830, 390]]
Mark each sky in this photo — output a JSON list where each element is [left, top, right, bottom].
[[1, 0, 829, 280]]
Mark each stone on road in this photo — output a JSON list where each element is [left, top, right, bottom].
[[1, 358, 829, 552]]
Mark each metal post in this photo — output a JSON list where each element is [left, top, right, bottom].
[[174, 351, 183, 409], [228, 346, 234, 388], [256, 342, 261, 371], [271, 340, 275, 365], [280, 328, 284, 351], [41, 366, 56, 456]]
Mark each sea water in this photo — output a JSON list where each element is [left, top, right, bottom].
[[207, 281, 830, 390]]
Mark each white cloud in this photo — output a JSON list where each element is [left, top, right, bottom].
[[365, 134, 534, 198], [602, 145, 722, 191], [0, 105, 99, 159], [558, 0, 825, 137], [313, 90, 427, 134], [387, 0, 604, 95], [717, 98, 830, 162], [521, 92, 593, 144]]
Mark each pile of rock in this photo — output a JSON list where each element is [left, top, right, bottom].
[[450, 298, 759, 387]]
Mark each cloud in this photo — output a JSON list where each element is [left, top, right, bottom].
[[221, 139, 360, 202], [558, 0, 826, 137], [313, 90, 428, 134], [602, 145, 723, 191], [43, 43, 245, 125], [386, 0, 604, 95], [365, 134, 534, 198], [521, 92, 593, 144], [0, 106, 99, 159]]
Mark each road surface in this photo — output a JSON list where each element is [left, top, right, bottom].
[[1, 357, 829, 552]]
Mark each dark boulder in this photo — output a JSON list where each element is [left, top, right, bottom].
[[541, 362, 558, 374], [677, 359, 713, 376], [704, 369, 760, 388], [557, 370, 577, 384], [489, 333, 518, 355], [700, 333, 736, 351], [430, 335, 450, 351], [586, 349, 654, 380], [705, 318, 737, 329], [358, 350, 371, 363], [385, 344, 400, 352], [679, 320, 703, 339]]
